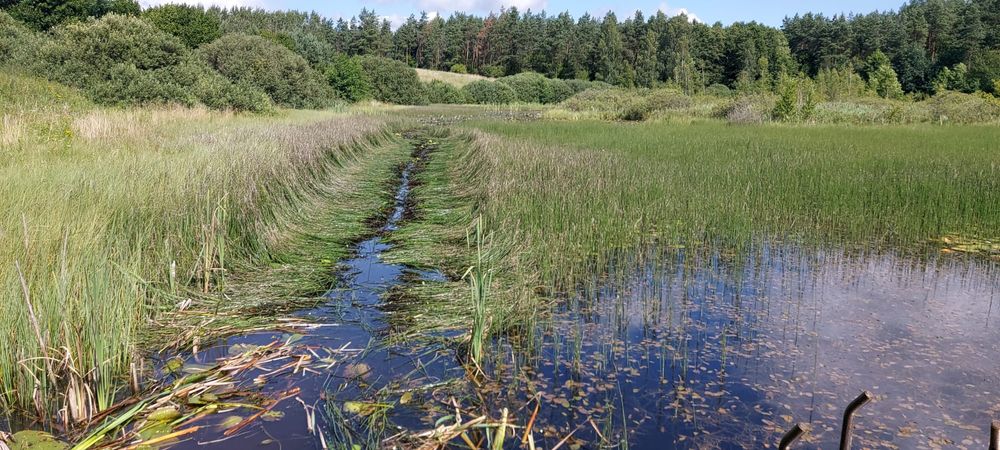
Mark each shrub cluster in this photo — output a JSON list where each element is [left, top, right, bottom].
[[324, 54, 372, 102], [424, 80, 470, 104], [142, 4, 221, 48], [496, 72, 573, 104], [38, 14, 269, 111], [0, 10, 44, 68], [357, 55, 427, 105], [199, 33, 336, 109], [462, 80, 517, 104]]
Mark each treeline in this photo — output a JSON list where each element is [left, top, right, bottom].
[[2, 0, 999, 112], [202, 1, 1000, 95]]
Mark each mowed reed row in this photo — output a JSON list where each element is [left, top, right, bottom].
[[460, 121, 1000, 286], [0, 74, 386, 422]]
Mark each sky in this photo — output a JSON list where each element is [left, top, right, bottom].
[[140, 0, 908, 28]]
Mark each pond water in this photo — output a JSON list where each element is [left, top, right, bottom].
[[150, 139, 466, 449], [139, 137, 998, 449], [478, 246, 1000, 449]]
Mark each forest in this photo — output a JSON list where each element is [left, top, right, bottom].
[[2, 0, 999, 108]]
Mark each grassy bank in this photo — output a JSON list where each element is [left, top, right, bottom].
[[457, 120, 1000, 286], [0, 73, 393, 424]]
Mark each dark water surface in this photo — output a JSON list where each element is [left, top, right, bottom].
[[154, 143, 464, 449], [148, 141, 998, 449], [478, 246, 999, 449]]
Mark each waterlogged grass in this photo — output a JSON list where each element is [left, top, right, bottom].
[[0, 73, 391, 423], [461, 120, 1000, 284]]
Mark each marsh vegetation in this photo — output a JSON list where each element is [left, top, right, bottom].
[[2, 1, 1000, 449]]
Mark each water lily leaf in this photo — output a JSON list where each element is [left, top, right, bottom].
[[219, 415, 244, 430], [147, 406, 181, 422], [343, 401, 380, 416], [228, 344, 259, 356], [138, 422, 173, 441], [164, 358, 183, 373], [9, 430, 68, 450]]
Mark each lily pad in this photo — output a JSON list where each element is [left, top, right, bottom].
[[147, 406, 181, 422], [8, 430, 68, 450]]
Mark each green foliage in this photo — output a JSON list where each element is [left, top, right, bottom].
[[815, 67, 866, 101], [0, 10, 46, 68], [424, 80, 469, 104], [772, 75, 817, 121], [324, 54, 371, 102], [705, 83, 733, 97], [37, 14, 265, 111], [199, 33, 336, 108], [290, 30, 336, 66], [450, 63, 467, 74], [926, 90, 1000, 124], [497, 72, 549, 103], [142, 4, 220, 48], [462, 80, 517, 104], [496, 72, 577, 104], [933, 63, 975, 93], [866, 51, 904, 99], [480, 65, 504, 78], [969, 50, 1000, 94], [256, 29, 296, 52], [2, 0, 138, 30], [356, 55, 427, 105]]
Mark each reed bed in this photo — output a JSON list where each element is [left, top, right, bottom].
[[458, 120, 1000, 287], [0, 74, 388, 423]]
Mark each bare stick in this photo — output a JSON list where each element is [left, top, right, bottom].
[[779, 423, 809, 450], [840, 391, 873, 450], [989, 420, 999, 450]]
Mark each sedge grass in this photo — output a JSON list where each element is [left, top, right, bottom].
[[459, 120, 1000, 287], [0, 72, 389, 423]]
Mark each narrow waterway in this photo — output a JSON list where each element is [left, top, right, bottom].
[[155, 137, 463, 449]]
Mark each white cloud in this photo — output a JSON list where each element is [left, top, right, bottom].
[[657, 2, 700, 23], [415, 0, 546, 14], [139, 0, 264, 8]]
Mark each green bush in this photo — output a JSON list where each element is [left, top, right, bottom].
[[450, 63, 467, 74], [199, 33, 336, 109], [356, 55, 427, 105], [425, 80, 470, 104], [926, 91, 1000, 124], [324, 54, 371, 102], [480, 65, 504, 78], [564, 79, 596, 94], [498, 72, 550, 103], [0, 10, 46, 69], [291, 30, 336, 66], [545, 78, 575, 103], [37, 15, 268, 111], [142, 4, 220, 48], [462, 80, 517, 104], [3, 0, 139, 31], [705, 83, 733, 97]]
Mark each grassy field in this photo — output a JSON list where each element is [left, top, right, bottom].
[[455, 120, 1000, 286], [0, 73, 394, 422], [415, 68, 487, 87]]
